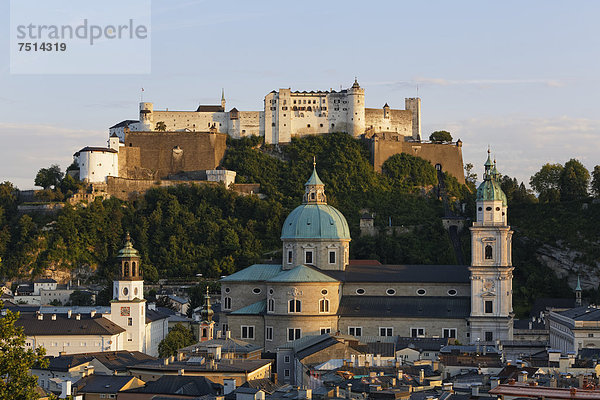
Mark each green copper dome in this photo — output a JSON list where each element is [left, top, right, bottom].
[[281, 204, 350, 240], [117, 233, 140, 258], [281, 162, 350, 240], [476, 152, 508, 206]]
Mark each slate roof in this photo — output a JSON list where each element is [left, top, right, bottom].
[[74, 146, 118, 155], [267, 265, 339, 283], [230, 300, 266, 315], [180, 338, 262, 354], [324, 264, 470, 283], [530, 298, 577, 317], [34, 278, 57, 283], [241, 378, 283, 394], [130, 358, 272, 373], [109, 119, 139, 129], [296, 336, 342, 360], [513, 318, 546, 330], [396, 337, 450, 352], [40, 350, 155, 372], [75, 375, 137, 393], [196, 105, 225, 112], [16, 313, 125, 336], [147, 308, 170, 323], [124, 375, 221, 396], [556, 306, 600, 321], [338, 296, 470, 319], [221, 264, 283, 282]]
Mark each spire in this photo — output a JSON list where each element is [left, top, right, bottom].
[[352, 78, 360, 89], [303, 159, 327, 204], [200, 287, 214, 323], [484, 148, 493, 180], [576, 275, 582, 291], [221, 88, 226, 110]]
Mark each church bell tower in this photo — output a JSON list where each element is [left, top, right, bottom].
[[111, 233, 146, 352], [469, 151, 514, 344]]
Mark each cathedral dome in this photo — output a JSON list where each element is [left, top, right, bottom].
[[280, 163, 350, 240], [281, 204, 350, 240]]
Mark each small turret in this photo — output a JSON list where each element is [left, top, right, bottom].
[[199, 287, 215, 341], [303, 158, 327, 205], [576, 276, 582, 306], [221, 89, 226, 110], [200, 287, 214, 323]]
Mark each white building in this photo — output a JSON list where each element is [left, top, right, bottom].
[[109, 80, 421, 144], [548, 306, 600, 354], [17, 234, 169, 357]]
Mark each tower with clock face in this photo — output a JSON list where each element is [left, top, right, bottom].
[[469, 152, 514, 344], [111, 233, 146, 352]]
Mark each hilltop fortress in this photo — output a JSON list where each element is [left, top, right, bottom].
[[72, 80, 463, 200]]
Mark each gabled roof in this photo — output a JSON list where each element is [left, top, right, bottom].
[[180, 338, 261, 354], [16, 313, 125, 336], [196, 105, 225, 112], [75, 375, 140, 393], [324, 263, 470, 283], [230, 300, 266, 315], [39, 350, 155, 372], [267, 264, 339, 283], [146, 308, 169, 323], [124, 375, 221, 396], [221, 264, 282, 282], [109, 120, 139, 129], [34, 278, 57, 284]]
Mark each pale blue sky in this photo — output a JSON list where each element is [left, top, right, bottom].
[[1, 0, 599, 189]]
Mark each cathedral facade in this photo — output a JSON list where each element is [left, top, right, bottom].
[[219, 153, 513, 352]]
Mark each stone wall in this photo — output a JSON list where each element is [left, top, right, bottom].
[[370, 134, 465, 183], [106, 177, 217, 201], [123, 131, 228, 179]]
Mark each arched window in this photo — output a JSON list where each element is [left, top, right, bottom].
[[268, 298, 274, 313], [485, 245, 493, 260], [288, 299, 301, 313], [319, 298, 330, 313], [131, 262, 136, 276], [203, 328, 207, 337], [124, 262, 129, 276]]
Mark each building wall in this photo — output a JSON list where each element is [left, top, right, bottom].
[[145, 318, 169, 357], [282, 239, 350, 271], [338, 316, 469, 344], [25, 332, 122, 357], [40, 288, 74, 305], [341, 282, 470, 297], [123, 131, 227, 179], [106, 177, 218, 201], [364, 108, 412, 136], [78, 150, 119, 183], [370, 135, 465, 183]]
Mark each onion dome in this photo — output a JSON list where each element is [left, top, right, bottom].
[[476, 150, 508, 206], [118, 232, 140, 259], [200, 287, 214, 323]]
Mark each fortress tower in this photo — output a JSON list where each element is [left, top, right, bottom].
[[469, 152, 514, 343], [347, 79, 365, 137]]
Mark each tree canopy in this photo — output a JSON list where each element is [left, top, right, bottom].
[[429, 130, 453, 143], [158, 323, 196, 358], [560, 159, 590, 201], [0, 303, 48, 400], [34, 164, 63, 190]]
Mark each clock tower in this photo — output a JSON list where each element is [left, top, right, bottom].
[[111, 233, 146, 352], [469, 151, 514, 344]]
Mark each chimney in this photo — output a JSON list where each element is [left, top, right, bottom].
[[471, 383, 481, 397], [443, 383, 453, 392], [36, 312, 43, 320], [346, 384, 352, 399], [170, 355, 175, 364], [163, 358, 169, 366], [178, 368, 185, 376], [67, 309, 72, 319], [226, 331, 231, 339], [76, 313, 81, 320], [334, 386, 340, 398], [51, 314, 56, 321], [90, 310, 96, 318], [419, 369, 425, 385], [490, 377, 500, 389], [397, 370, 403, 380], [391, 378, 397, 387], [59, 351, 66, 356], [60, 380, 72, 398], [518, 371, 528, 383], [224, 379, 237, 395], [299, 388, 312, 399]]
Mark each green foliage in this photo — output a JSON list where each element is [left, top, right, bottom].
[[155, 121, 167, 131], [158, 323, 195, 358], [429, 130, 453, 143], [500, 176, 537, 205], [464, 163, 477, 191], [530, 163, 563, 203], [381, 153, 438, 191], [69, 290, 94, 306], [560, 159, 590, 201], [34, 164, 64, 190], [591, 165, 600, 198], [0, 302, 48, 400]]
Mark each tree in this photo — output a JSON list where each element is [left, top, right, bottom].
[[158, 323, 195, 358], [34, 164, 63, 189], [382, 153, 438, 190], [155, 121, 167, 131], [591, 165, 600, 198], [0, 302, 48, 400], [464, 163, 477, 191], [429, 130, 452, 143], [69, 290, 94, 306], [530, 163, 563, 203], [560, 159, 589, 201], [156, 295, 176, 311]]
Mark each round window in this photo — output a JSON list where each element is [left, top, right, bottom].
[[416, 288, 426, 296], [356, 288, 365, 295], [321, 289, 328, 295], [448, 289, 457, 296], [478, 207, 482, 211], [252, 288, 261, 294], [496, 207, 500, 211], [269, 288, 274, 295], [486, 206, 492, 211], [386, 289, 396, 296], [224, 287, 230, 293], [123, 287, 129, 296]]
